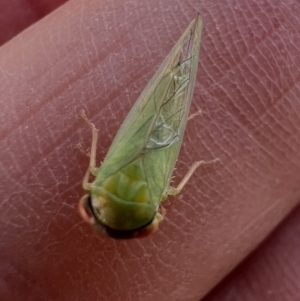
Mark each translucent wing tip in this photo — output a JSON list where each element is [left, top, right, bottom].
[[195, 13, 204, 32]]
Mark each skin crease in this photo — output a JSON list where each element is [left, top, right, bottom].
[[0, 1, 299, 301], [0, 0, 68, 46]]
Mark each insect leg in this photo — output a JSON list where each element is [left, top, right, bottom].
[[80, 111, 98, 178], [187, 109, 202, 121], [167, 159, 219, 196]]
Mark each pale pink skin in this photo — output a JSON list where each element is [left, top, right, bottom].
[[1, 1, 300, 301]]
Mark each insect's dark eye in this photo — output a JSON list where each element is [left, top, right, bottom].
[[78, 194, 94, 224]]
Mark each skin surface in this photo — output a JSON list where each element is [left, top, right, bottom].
[[0, 0, 299, 301], [203, 206, 300, 301], [0, 0, 68, 46]]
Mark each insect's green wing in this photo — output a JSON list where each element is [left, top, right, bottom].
[[91, 15, 203, 231]]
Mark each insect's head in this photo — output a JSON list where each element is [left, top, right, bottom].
[[78, 193, 163, 239]]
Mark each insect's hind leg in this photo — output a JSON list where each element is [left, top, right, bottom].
[[167, 159, 219, 196]]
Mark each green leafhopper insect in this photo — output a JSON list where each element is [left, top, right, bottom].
[[79, 14, 208, 239]]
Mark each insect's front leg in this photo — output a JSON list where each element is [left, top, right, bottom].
[[80, 112, 100, 190], [187, 109, 202, 121], [167, 159, 219, 196]]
